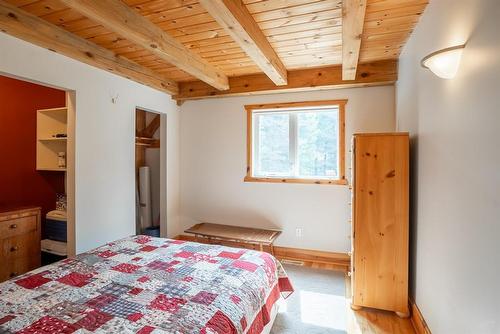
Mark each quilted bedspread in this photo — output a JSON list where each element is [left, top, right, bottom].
[[0, 236, 293, 334]]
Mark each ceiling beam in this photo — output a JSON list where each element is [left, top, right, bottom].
[[174, 59, 397, 101], [199, 0, 287, 86], [141, 114, 160, 138], [342, 0, 367, 80], [0, 1, 178, 94], [60, 0, 229, 90]]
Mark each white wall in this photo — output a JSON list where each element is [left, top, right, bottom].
[[180, 86, 395, 252], [0, 33, 181, 254], [396, 1, 500, 332]]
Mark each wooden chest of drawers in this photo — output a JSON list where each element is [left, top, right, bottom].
[[0, 207, 41, 282]]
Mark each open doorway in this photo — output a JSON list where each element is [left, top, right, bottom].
[[0, 74, 75, 282], [135, 108, 164, 237]]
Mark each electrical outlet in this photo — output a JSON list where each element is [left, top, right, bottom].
[[295, 228, 302, 238]]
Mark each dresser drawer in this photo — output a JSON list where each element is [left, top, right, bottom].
[[0, 256, 40, 282], [0, 232, 40, 260], [0, 215, 38, 239]]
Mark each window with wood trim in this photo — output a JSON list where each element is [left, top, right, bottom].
[[245, 100, 346, 185]]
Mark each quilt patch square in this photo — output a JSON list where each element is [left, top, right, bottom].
[[15, 273, 51, 290], [217, 251, 244, 259], [158, 283, 190, 298], [172, 265, 196, 277], [86, 294, 118, 309], [149, 295, 186, 313], [232, 260, 258, 272], [75, 310, 113, 331], [98, 250, 117, 258], [101, 299, 144, 318], [112, 263, 141, 273], [99, 283, 131, 296], [191, 291, 218, 306], [17, 316, 77, 334], [174, 251, 194, 259], [57, 272, 92, 287], [139, 245, 158, 252], [147, 260, 172, 270]]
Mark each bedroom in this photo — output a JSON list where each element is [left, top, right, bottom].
[[0, 0, 498, 333]]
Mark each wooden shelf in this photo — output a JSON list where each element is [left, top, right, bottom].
[[38, 138, 67, 142], [36, 107, 67, 171], [36, 168, 66, 172]]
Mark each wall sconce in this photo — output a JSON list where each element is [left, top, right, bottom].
[[421, 45, 465, 79]]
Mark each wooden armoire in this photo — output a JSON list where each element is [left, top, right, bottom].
[[350, 133, 409, 317]]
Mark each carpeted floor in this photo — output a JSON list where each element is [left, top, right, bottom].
[[271, 264, 348, 334]]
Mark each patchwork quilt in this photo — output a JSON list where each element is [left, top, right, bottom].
[[0, 236, 293, 334]]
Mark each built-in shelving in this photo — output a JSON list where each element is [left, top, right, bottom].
[[36, 107, 67, 172]]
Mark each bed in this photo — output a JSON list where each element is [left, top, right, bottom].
[[0, 235, 293, 333]]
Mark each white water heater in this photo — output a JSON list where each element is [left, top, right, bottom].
[[139, 166, 152, 231]]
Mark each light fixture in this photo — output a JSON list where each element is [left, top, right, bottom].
[[421, 45, 465, 79]]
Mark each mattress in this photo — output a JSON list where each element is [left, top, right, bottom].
[[0, 236, 293, 333]]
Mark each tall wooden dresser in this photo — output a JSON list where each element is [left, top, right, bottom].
[[0, 207, 41, 282], [350, 133, 409, 317]]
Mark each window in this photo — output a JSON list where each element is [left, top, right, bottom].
[[245, 100, 346, 185]]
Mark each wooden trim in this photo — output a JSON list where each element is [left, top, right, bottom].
[[410, 298, 432, 334], [174, 234, 350, 272], [0, 1, 178, 95], [245, 100, 347, 185], [60, 0, 228, 91], [342, 0, 367, 80], [244, 99, 348, 111], [200, 0, 287, 86], [174, 60, 397, 100], [244, 176, 348, 185]]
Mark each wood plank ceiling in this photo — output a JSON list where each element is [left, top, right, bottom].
[[1, 0, 428, 99]]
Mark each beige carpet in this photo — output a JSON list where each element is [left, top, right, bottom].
[[271, 264, 347, 334]]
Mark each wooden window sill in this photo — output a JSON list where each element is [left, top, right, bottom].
[[244, 176, 348, 185]]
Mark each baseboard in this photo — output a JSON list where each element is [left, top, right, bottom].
[[410, 298, 431, 334], [174, 234, 350, 272]]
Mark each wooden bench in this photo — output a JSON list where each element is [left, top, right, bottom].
[[184, 223, 281, 255]]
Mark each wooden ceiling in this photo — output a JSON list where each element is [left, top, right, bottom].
[[0, 0, 428, 99]]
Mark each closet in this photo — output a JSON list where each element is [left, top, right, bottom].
[[350, 133, 409, 317]]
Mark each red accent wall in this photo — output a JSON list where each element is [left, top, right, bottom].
[[0, 75, 66, 218]]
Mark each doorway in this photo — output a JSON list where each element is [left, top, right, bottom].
[[0, 74, 76, 281], [135, 108, 164, 237]]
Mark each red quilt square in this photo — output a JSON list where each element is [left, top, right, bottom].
[[217, 251, 244, 259], [127, 312, 144, 322], [192, 291, 218, 306], [203, 311, 237, 334], [137, 276, 150, 283], [174, 251, 194, 258], [138, 326, 155, 334], [98, 250, 117, 258], [17, 316, 78, 334], [112, 263, 141, 273], [57, 272, 92, 287], [75, 310, 112, 331], [232, 260, 258, 272], [139, 245, 158, 252], [135, 236, 151, 244], [149, 295, 186, 313], [15, 273, 51, 289], [86, 294, 117, 308], [240, 316, 247, 331], [0, 315, 15, 325], [129, 287, 143, 295], [230, 295, 241, 304]]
